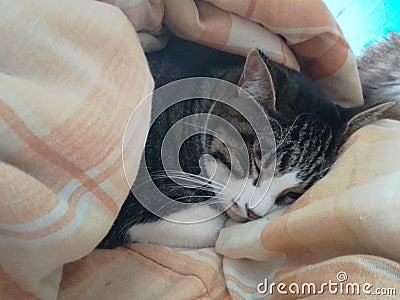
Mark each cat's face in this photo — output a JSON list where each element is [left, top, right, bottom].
[[203, 116, 332, 221], [202, 50, 393, 221]]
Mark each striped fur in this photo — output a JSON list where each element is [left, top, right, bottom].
[[99, 40, 393, 249]]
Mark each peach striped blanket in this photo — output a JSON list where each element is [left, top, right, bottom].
[[0, 0, 399, 299]]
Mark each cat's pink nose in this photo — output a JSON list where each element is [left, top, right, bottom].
[[245, 204, 261, 220]]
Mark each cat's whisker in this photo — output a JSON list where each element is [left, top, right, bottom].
[[171, 195, 215, 202], [163, 177, 224, 192], [165, 170, 225, 183], [148, 176, 222, 190], [151, 195, 219, 216], [146, 171, 223, 188], [311, 166, 333, 179], [162, 170, 226, 188], [161, 183, 219, 194], [117, 216, 144, 238]]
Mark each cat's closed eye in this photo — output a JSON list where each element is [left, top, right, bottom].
[[211, 147, 249, 179], [275, 190, 302, 206]]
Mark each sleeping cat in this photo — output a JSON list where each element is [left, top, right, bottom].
[[98, 37, 393, 249]]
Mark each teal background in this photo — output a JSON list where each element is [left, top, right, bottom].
[[324, 0, 400, 55]]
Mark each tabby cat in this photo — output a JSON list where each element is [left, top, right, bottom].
[[98, 36, 394, 249]]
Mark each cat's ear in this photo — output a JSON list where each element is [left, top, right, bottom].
[[238, 49, 277, 113], [340, 101, 395, 137]]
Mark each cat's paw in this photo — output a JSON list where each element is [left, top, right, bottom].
[[128, 205, 227, 248]]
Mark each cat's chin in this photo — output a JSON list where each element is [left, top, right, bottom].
[[226, 207, 248, 223]]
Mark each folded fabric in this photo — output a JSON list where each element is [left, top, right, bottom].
[[0, 0, 152, 298], [1, 0, 399, 300], [58, 120, 400, 300], [103, 0, 363, 107]]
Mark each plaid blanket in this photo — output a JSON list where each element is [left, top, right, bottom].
[[1, 0, 399, 299]]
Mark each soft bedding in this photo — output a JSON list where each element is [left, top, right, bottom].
[[0, 0, 399, 299]]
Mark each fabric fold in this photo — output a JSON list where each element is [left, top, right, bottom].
[[1, 1, 399, 299]]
